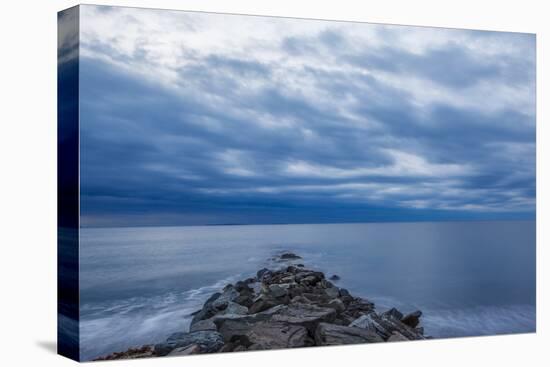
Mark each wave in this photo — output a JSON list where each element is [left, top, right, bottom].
[[79, 274, 244, 361]]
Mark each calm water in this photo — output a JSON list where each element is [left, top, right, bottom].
[[79, 221, 536, 360]]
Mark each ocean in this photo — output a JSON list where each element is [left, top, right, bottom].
[[78, 220, 536, 360]]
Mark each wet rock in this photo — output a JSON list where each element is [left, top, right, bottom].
[[280, 252, 302, 260], [257, 268, 272, 281], [221, 302, 249, 316], [326, 299, 346, 313], [401, 310, 422, 328], [167, 344, 201, 356], [350, 312, 424, 341], [382, 308, 403, 321], [155, 331, 224, 356], [94, 345, 155, 360], [315, 323, 384, 346], [270, 303, 336, 333], [246, 321, 313, 349], [387, 331, 409, 342], [190, 319, 217, 332], [329, 275, 340, 281], [212, 286, 239, 310], [268, 284, 288, 298], [324, 287, 340, 299], [249, 294, 288, 314]]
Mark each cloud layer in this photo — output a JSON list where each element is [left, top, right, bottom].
[[77, 5, 536, 226]]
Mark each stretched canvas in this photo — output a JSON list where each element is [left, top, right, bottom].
[[58, 4, 536, 362]]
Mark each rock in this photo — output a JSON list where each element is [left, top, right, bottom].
[[189, 319, 217, 332], [271, 303, 336, 333], [329, 275, 340, 281], [401, 310, 422, 328], [94, 345, 155, 360], [167, 344, 201, 356], [349, 314, 378, 332], [343, 298, 375, 318], [280, 275, 296, 283], [221, 302, 249, 316], [315, 323, 384, 346], [249, 295, 286, 314], [212, 286, 239, 310], [324, 287, 340, 299], [350, 312, 424, 341], [280, 252, 302, 260], [326, 299, 346, 313], [155, 331, 224, 356], [257, 268, 271, 281], [268, 284, 288, 298], [387, 331, 409, 342], [382, 308, 403, 321], [245, 321, 313, 349]]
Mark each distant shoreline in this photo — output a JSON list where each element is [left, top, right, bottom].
[[78, 218, 536, 230]]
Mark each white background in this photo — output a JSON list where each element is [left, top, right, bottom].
[[0, 0, 547, 366]]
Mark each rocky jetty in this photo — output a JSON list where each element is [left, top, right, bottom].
[[96, 252, 427, 360]]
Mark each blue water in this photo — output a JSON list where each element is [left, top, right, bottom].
[[79, 220, 536, 360]]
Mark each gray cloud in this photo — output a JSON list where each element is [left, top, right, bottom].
[[77, 6, 536, 226]]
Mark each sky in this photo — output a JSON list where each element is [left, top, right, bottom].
[[74, 5, 536, 227]]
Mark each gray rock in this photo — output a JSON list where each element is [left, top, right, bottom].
[[382, 308, 403, 321], [326, 299, 346, 313], [315, 322, 384, 346], [351, 312, 424, 340], [249, 295, 286, 314], [155, 331, 224, 356], [257, 268, 272, 281], [268, 284, 288, 298], [189, 319, 217, 332], [246, 321, 313, 349], [329, 275, 341, 281], [401, 310, 422, 328], [387, 331, 409, 342], [324, 287, 340, 299], [280, 252, 302, 260], [166, 344, 201, 356], [212, 287, 240, 310], [349, 314, 378, 333], [271, 303, 336, 333], [221, 302, 248, 315]]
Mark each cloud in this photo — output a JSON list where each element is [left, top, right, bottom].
[[76, 5, 536, 226]]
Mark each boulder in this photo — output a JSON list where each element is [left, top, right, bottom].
[[326, 299, 346, 313], [245, 321, 313, 349], [401, 310, 422, 328], [324, 287, 340, 299], [212, 286, 239, 310], [271, 303, 336, 333], [155, 331, 224, 356], [249, 295, 287, 314], [387, 331, 409, 342], [221, 302, 249, 316], [189, 319, 217, 332], [329, 274, 341, 281], [257, 268, 272, 281], [382, 308, 403, 321], [167, 344, 201, 356], [350, 313, 424, 341], [315, 323, 383, 346], [280, 252, 302, 260], [268, 284, 288, 298]]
